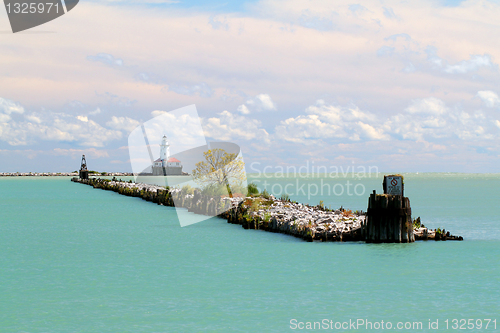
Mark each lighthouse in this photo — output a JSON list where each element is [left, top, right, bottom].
[[159, 135, 170, 175], [159, 135, 170, 164], [151, 135, 183, 175]]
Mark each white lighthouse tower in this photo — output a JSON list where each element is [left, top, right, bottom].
[[159, 135, 170, 162], [151, 135, 183, 175], [159, 135, 170, 175]]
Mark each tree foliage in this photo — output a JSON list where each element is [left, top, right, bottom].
[[191, 148, 245, 197], [247, 182, 259, 196]]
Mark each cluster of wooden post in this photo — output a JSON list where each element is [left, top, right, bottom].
[[363, 174, 415, 243], [363, 190, 414, 243]]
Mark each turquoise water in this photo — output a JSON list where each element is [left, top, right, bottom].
[[0, 175, 499, 332]]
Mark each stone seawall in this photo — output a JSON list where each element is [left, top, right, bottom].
[[71, 177, 463, 242]]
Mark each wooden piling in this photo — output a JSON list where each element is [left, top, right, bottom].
[[365, 191, 414, 243]]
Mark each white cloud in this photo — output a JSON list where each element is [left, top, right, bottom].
[[386, 98, 497, 141], [275, 113, 340, 143], [348, 4, 367, 16], [151, 110, 167, 118], [245, 94, 277, 112], [444, 54, 496, 74], [237, 104, 250, 114], [357, 121, 387, 140], [52, 148, 109, 158], [209, 15, 229, 30], [0, 103, 123, 147], [256, 94, 276, 111], [385, 112, 447, 141], [203, 110, 270, 143], [306, 100, 376, 122], [477, 91, 500, 108], [168, 82, 213, 98], [149, 110, 204, 142], [274, 100, 387, 144], [0, 113, 12, 123], [89, 108, 102, 115], [383, 7, 398, 20], [86, 53, 124, 67], [425, 46, 443, 68], [0, 97, 24, 121], [275, 98, 500, 145], [297, 10, 335, 31], [106, 116, 140, 133], [377, 45, 395, 57], [140, 106, 207, 154], [405, 97, 448, 115], [388, 44, 498, 76], [24, 114, 42, 123]]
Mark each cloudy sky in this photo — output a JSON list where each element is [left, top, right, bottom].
[[1, 0, 500, 173]]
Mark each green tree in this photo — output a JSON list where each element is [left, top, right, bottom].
[[191, 149, 245, 197], [247, 182, 259, 196]]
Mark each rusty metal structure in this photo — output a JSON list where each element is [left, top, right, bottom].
[[79, 155, 89, 180]]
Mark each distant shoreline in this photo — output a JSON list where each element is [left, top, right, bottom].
[[2, 171, 500, 177], [0, 172, 193, 177], [0, 172, 134, 177]]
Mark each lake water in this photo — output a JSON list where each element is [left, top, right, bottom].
[[0, 174, 499, 332]]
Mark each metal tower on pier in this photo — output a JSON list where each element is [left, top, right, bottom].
[[79, 155, 89, 180]]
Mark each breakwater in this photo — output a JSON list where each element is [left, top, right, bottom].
[[1, 172, 134, 177], [2, 172, 80, 177], [71, 177, 463, 242]]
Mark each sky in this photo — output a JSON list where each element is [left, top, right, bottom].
[[1, 0, 500, 173]]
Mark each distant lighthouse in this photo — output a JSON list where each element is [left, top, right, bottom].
[[151, 135, 183, 176], [160, 135, 170, 162]]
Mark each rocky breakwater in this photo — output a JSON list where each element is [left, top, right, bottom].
[[71, 177, 462, 242], [1, 172, 134, 177], [225, 197, 366, 242], [71, 177, 241, 217], [2, 172, 79, 177], [412, 218, 463, 241], [71, 177, 365, 242]]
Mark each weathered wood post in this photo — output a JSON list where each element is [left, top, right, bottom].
[[365, 175, 414, 243]]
